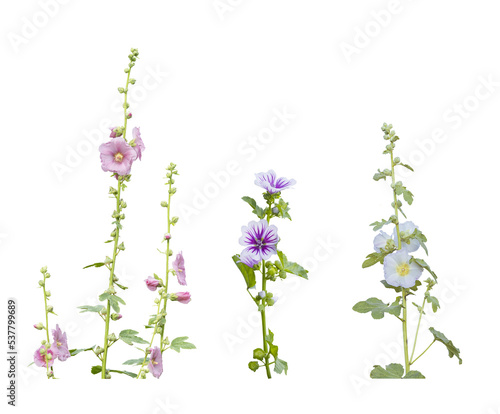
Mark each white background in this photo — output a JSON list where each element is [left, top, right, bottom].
[[1, 0, 499, 413]]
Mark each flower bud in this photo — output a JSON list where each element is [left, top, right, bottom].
[[118, 242, 125, 251], [160, 201, 168, 207], [258, 291, 266, 299], [108, 333, 117, 342], [105, 373, 112, 379], [171, 217, 179, 225], [129, 78, 136, 84], [46, 353, 52, 361], [118, 87, 125, 93], [272, 207, 279, 214], [156, 327, 162, 334], [39, 347, 46, 355], [38, 280, 45, 287], [47, 371, 54, 378], [120, 200, 127, 208], [394, 157, 400, 163], [127, 112, 132, 119], [40, 266, 47, 273], [111, 313, 122, 321], [144, 368, 149, 373], [34, 323, 44, 330], [164, 233, 171, 240], [166, 171, 172, 178], [47, 305, 54, 313], [95, 346, 104, 355], [162, 337, 170, 345], [45, 290, 51, 297]]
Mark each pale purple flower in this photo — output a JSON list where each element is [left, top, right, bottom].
[[51, 324, 70, 361], [239, 219, 279, 263], [373, 231, 392, 252], [393, 221, 420, 253], [238, 250, 260, 268], [132, 127, 145, 160], [383, 249, 423, 288], [254, 170, 296, 194], [99, 137, 138, 176], [145, 276, 160, 291], [34, 346, 54, 368], [173, 252, 187, 286], [171, 292, 191, 304], [148, 346, 163, 379]]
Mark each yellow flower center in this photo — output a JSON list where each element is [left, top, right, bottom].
[[114, 152, 124, 162], [57, 341, 62, 346], [396, 263, 410, 276], [152, 361, 158, 365]]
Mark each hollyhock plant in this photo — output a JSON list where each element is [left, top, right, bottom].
[[32, 267, 70, 378], [145, 276, 160, 291], [77, 48, 150, 379], [233, 170, 308, 378], [172, 252, 187, 286], [171, 292, 191, 304], [254, 169, 296, 194], [353, 123, 462, 379], [133, 163, 195, 380], [147, 347, 163, 379], [51, 324, 70, 362]]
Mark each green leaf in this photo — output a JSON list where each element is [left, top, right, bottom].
[[412, 258, 437, 280], [399, 163, 414, 171], [362, 252, 384, 268], [248, 361, 260, 372], [270, 344, 278, 359], [122, 358, 148, 366], [429, 327, 462, 364], [253, 348, 266, 361], [403, 189, 414, 205], [274, 358, 288, 375], [370, 218, 392, 231], [242, 196, 265, 219], [170, 336, 196, 353], [108, 369, 137, 378], [370, 363, 404, 378], [98, 292, 111, 302], [373, 169, 388, 181], [277, 251, 308, 279], [119, 329, 149, 346], [403, 370, 425, 379], [91, 365, 102, 375], [77, 305, 105, 313], [69, 347, 94, 356], [83, 262, 106, 269], [114, 282, 128, 290], [425, 293, 440, 312], [232, 255, 256, 288], [352, 297, 402, 319], [265, 330, 274, 345]]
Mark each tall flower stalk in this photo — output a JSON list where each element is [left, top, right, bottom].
[[77, 48, 146, 379], [233, 170, 308, 379], [122, 163, 195, 380], [353, 123, 462, 379], [32, 267, 70, 378]]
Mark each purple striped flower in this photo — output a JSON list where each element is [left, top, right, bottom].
[[238, 250, 260, 268], [254, 170, 296, 194], [239, 219, 279, 263]]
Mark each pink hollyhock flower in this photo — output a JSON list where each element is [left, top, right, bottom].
[[145, 276, 160, 291], [51, 324, 70, 361], [34, 346, 55, 368], [99, 137, 138, 176], [173, 252, 187, 286], [131, 127, 145, 160], [171, 292, 191, 304], [148, 346, 163, 379]]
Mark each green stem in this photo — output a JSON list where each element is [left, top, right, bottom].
[[409, 296, 426, 363], [136, 299, 162, 379], [42, 275, 53, 379], [122, 71, 131, 141], [260, 262, 271, 379], [160, 181, 173, 350], [411, 340, 436, 365], [390, 149, 410, 374], [101, 179, 123, 379]]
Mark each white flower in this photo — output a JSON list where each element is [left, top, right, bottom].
[[383, 249, 423, 288], [373, 231, 392, 252], [393, 221, 420, 252], [258, 291, 266, 298]]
